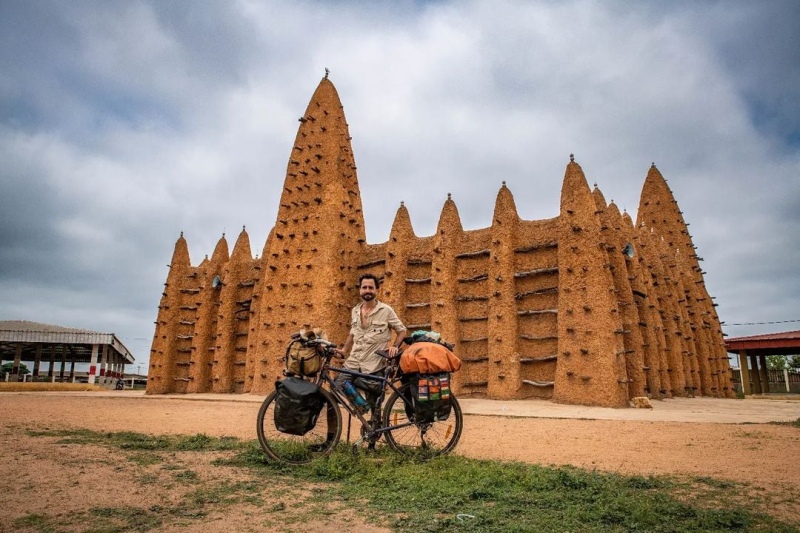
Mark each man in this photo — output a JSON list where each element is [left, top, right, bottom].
[[335, 273, 406, 376], [320, 274, 405, 448]]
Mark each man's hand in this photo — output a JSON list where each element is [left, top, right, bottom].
[[387, 345, 399, 358], [333, 348, 347, 359]]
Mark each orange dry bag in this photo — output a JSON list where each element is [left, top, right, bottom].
[[399, 342, 462, 374]]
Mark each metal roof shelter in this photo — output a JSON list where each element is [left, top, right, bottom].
[[725, 330, 800, 395], [0, 320, 134, 385]]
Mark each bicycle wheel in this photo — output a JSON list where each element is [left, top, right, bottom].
[[383, 383, 463, 457], [256, 387, 342, 464]]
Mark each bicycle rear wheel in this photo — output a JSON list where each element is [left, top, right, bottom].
[[383, 383, 463, 457], [256, 387, 342, 464]]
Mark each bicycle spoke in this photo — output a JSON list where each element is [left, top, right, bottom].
[[383, 383, 463, 458]]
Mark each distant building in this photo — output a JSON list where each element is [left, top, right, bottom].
[[0, 320, 134, 384], [726, 330, 800, 394], [148, 76, 733, 406]]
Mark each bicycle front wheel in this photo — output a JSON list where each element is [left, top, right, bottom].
[[256, 387, 342, 465], [383, 383, 463, 458]]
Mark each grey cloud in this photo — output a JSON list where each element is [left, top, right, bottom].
[[1, 0, 798, 371]]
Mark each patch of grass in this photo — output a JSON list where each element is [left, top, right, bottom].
[[12, 513, 56, 533], [693, 476, 737, 490], [89, 506, 164, 531], [173, 469, 200, 484], [27, 428, 247, 451], [185, 480, 262, 507], [14, 507, 163, 533], [127, 452, 162, 466], [768, 417, 800, 428], [233, 446, 798, 532], [22, 428, 800, 532], [135, 472, 160, 485]]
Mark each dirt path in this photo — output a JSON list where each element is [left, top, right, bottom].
[[1, 393, 799, 530], [2, 393, 799, 483]]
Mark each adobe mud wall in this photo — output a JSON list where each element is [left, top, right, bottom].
[[147, 77, 734, 407]]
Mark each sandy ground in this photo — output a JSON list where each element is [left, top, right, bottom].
[[1, 392, 799, 531]]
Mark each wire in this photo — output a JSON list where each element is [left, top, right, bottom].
[[725, 319, 800, 326]]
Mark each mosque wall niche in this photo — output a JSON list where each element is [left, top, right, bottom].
[[147, 77, 734, 407]]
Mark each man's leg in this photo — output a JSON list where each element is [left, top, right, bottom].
[[325, 357, 361, 442]]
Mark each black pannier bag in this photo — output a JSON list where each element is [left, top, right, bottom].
[[407, 372, 452, 423], [273, 377, 325, 436]]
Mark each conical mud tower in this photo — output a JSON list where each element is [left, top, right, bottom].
[[148, 77, 733, 405]]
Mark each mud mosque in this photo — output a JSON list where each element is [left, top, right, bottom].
[[147, 76, 734, 407]]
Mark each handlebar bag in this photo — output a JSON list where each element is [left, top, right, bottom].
[[285, 327, 326, 376], [273, 377, 325, 436]]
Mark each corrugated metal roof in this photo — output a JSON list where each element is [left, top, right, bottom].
[[725, 330, 800, 355], [0, 320, 103, 334], [725, 330, 800, 342], [0, 320, 135, 363]]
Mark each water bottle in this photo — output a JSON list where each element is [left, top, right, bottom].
[[343, 380, 368, 411]]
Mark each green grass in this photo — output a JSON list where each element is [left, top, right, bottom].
[[768, 417, 800, 428], [16, 428, 800, 533], [233, 441, 799, 532], [14, 506, 163, 533], [26, 428, 245, 451]]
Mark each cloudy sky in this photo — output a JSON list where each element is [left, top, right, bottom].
[[1, 0, 798, 370]]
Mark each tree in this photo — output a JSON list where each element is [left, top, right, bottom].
[[766, 355, 787, 371], [789, 356, 800, 370], [1, 362, 30, 375]]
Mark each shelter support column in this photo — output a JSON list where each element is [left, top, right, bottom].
[[99, 345, 109, 386], [58, 345, 67, 382], [48, 346, 55, 381], [69, 360, 76, 382], [13, 344, 22, 378], [758, 354, 770, 394], [748, 353, 761, 394], [88, 344, 99, 385], [737, 351, 751, 395], [33, 345, 42, 377]]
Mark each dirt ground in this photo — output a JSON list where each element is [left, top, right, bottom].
[[2, 392, 799, 531]]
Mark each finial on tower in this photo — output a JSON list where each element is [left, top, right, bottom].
[[180, 231, 184, 237], [324, 67, 330, 79], [570, 153, 574, 162], [400, 201, 404, 207], [447, 193, 452, 200], [502, 180, 506, 186], [651, 162, 656, 168]]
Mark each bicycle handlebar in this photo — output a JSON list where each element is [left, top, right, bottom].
[[376, 349, 401, 361]]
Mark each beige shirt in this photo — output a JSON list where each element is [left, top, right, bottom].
[[346, 300, 406, 373]]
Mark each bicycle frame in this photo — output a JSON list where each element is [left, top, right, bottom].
[[312, 343, 417, 443]]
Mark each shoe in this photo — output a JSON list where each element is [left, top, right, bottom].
[[308, 435, 335, 452]]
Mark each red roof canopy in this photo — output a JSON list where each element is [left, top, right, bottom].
[[725, 330, 800, 356]]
